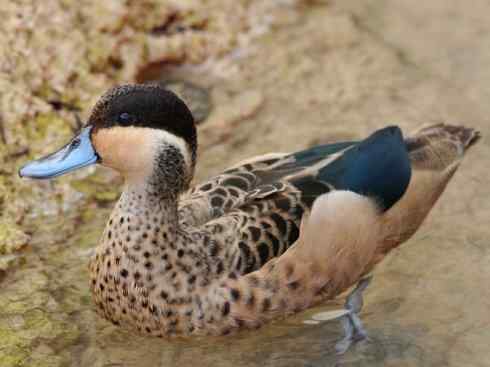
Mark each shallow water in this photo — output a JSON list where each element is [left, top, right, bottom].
[[2, 2, 490, 366]]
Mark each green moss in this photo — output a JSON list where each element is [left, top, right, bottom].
[[71, 227, 101, 250], [0, 308, 79, 367], [70, 173, 120, 204], [86, 37, 116, 72], [27, 354, 64, 367], [0, 255, 26, 272], [26, 114, 71, 147], [0, 319, 31, 367], [0, 221, 29, 256], [0, 265, 81, 366], [79, 294, 92, 306], [0, 348, 29, 367]]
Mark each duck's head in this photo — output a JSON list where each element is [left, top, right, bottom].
[[19, 84, 197, 193]]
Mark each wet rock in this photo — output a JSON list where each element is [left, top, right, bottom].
[[162, 81, 212, 124]]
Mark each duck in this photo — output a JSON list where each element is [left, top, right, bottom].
[[19, 84, 480, 350]]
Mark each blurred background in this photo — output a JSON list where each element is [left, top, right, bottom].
[[0, 1, 488, 366]]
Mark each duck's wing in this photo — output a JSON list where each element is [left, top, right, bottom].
[[192, 126, 412, 275], [178, 142, 355, 227]]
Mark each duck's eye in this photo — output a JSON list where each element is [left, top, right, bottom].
[[118, 112, 135, 125]]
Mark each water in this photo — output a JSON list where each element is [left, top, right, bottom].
[[2, 2, 489, 366]]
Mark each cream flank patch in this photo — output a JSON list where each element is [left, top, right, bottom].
[[91, 126, 191, 182], [301, 190, 381, 266]]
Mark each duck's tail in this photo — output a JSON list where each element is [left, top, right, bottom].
[[365, 123, 481, 271], [405, 123, 481, 170]]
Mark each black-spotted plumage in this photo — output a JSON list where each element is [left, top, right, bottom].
[[179, 126, 411, 275]]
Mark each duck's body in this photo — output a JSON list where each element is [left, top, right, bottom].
[[20, 85, 480, 343]]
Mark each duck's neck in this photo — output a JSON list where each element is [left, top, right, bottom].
[[118, 179, 180, 236], [116, 140, 192, 227]]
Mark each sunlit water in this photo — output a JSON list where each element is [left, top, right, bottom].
[[2, 2, 489, 366]]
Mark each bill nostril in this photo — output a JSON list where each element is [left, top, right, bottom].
[[71, 138, 81, 148]]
